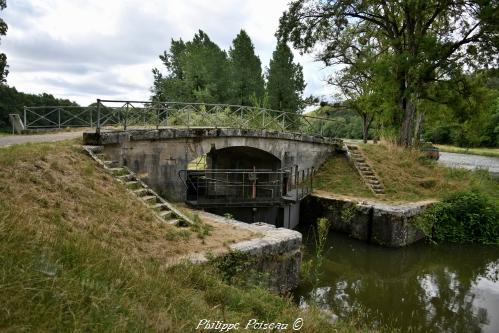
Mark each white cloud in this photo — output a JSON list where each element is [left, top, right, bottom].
[[2, 0, 338, 106]]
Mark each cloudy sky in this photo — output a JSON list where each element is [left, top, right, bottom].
[[1, 0, 336, 106]]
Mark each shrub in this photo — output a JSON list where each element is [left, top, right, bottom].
[[416, 190, 499, 244]]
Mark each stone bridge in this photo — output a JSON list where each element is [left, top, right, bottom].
[[84, 127, 341, 199]]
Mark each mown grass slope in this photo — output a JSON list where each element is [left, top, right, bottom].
[[0, 140, 356, 332], [314, 144, 498, 203]]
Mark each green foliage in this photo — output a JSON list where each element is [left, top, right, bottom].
[[189, 213, 213, 239], [416, 191, 499, 245], [266, 41, 305, 114], [211, 250, 253, 284], [308, 105, 365, 138], [422, 71, 499, 148], [0, 85, 78, 130], [302, 218, 332, 286], [153, 30, 267, 108], [152, 30, 230, 103], [340, 204, 356, 224], [0, 0, 8, 84], [278, 0, 499, 146], [228, 30, 265, 105]]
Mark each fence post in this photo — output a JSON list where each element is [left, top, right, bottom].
[[96, 99, 101, 134], [23, 106, 27, 129], [89, 106, 93, 128], [124, 102, 129, 130], [58, 108, 61, 128], [156, 104, 159, 130]]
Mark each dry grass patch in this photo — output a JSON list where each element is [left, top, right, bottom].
[[0, 140, 255, 267], [313, 154, 374, 199], [314, 143, 498, 203]]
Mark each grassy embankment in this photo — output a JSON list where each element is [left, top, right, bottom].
[[314, 143, 498, 204], [435, 144, 499, 158], [0, 140, 359, 332]]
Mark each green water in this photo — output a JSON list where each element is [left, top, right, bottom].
[[295, 229, 499, 332]]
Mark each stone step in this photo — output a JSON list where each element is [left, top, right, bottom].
[[347, 145, 358, 150], [125, 181, 140, 187], [117, 174, 134, 181], [152, 203, 168, 210], [103, 160, 119, 167], [368, 180, 380, 185], [159, 210, 173, 219], [142, 195, 157, 202], [109, 167, 127, 175], [133, 188, 148, 196], [167, 219, 181, 226]]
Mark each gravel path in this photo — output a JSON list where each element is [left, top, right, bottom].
[[0, 131, 84, 148], [438, 152, 499, 176]]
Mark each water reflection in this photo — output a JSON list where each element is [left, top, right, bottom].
[[295, 229, 499, 332]]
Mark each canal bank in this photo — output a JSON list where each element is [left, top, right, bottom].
[[301, 191, 432, 247]]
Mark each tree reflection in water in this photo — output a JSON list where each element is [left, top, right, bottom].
[[295, 230, 499, 332]]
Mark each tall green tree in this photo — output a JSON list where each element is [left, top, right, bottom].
[[152, 39, 189, 102], [278, 0, 499, 146], [266, 41, 305, 114], [152, 30, 230, 103], [228, 30, 264, 105], [0, 0, 8, 84]]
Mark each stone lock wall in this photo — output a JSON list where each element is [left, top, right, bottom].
[[301, 194, 432, 247]]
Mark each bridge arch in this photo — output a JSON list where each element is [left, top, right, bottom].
[[208, 146, 281, 170], [84, 128, 340, 201]]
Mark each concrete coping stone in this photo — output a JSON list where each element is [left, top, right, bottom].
[[185, 210, 302, 263], [312, 192, 436, 218], [83, 127, 343, 146]]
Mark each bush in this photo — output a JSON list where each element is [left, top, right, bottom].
[[416, 190, 499, 244]]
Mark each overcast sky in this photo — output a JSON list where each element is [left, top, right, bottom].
[[1, 0, 336, 106]]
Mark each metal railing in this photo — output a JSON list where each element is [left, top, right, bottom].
[[22, 99, 340, 138], [178, 166, 314, 207], [23, 106, 96, 129], [93, 99, 337, 138]]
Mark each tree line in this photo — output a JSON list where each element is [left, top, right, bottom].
[[0, 85, 78, 130], [151, 29, 306, 114]]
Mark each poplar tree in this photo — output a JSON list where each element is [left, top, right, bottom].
[[228, 30, 264, 105], [266, 41, 305, 114]]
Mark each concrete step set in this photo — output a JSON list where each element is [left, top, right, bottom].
[[345, 145, 385, 195], [84, 146, 192, 227]]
